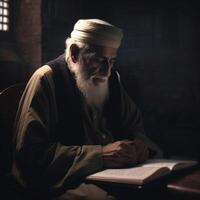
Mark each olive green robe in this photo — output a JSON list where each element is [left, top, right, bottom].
[[12, 56, 162, 199]]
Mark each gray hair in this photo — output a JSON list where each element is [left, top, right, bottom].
[[65, 37, 92, 66]]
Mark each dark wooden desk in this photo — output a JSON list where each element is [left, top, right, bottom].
[[167, 168, 200, 199], [89, 176, 170, 200]]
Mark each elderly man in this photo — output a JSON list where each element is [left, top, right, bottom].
[[12, 19, 161, 200]]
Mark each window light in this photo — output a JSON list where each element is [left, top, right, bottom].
[[0, 0, 9, 31]]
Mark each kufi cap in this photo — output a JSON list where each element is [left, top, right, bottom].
[[70, 19, 123, 48]]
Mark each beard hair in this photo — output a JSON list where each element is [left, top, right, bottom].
[[68, 64, 109, 109]]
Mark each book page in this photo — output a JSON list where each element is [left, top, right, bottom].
[[141, 159, 198, 171], [86, 159, 198, 185], [87, 166, 170, 184]]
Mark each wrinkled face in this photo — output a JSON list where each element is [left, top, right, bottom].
[[78, 46, 118, 85]]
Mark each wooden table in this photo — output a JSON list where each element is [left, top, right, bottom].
[[167, 168, 200, 199]]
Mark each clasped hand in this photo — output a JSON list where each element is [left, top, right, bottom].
[[102, 139, 149, 168]]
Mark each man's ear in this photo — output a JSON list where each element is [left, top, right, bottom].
[[70, 44, 80, 63]]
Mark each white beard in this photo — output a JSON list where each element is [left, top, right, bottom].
[[68, 64, 109, 108]]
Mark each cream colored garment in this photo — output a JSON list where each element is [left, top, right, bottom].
[[70, 19, 123, 48]]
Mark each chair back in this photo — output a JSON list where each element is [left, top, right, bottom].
[[0, 83, 25, 175]]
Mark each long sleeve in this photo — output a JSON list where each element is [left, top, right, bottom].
[[12, 66, 103, 189]]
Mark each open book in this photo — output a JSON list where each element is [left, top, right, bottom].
[[86, 159, 198, 185]]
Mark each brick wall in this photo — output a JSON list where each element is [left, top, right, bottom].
[[16, 0, 42, 76], [0, 0, 41, 90]]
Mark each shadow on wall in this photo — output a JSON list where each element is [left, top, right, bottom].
[[119, 66, 200, 160], [0, 61, 27, 92]]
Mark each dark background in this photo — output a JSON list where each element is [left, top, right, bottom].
[[1, 0, 200, 159]]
